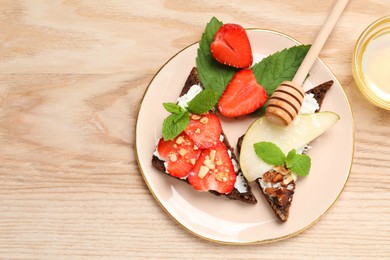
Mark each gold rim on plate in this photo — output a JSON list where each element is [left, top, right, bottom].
[[134, 28, 355, 245]]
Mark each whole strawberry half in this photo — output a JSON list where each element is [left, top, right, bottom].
[[184, 113, 222, 149], [157, 132, 202, 178], [218, 69, 268, 117], [210, 23, 253, 69], [188, 142, 236, 194]]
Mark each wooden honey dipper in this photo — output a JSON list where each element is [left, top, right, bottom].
[[265, 0, 349, 126]]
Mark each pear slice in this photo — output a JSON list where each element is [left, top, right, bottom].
[[240, 112, 340, 182]]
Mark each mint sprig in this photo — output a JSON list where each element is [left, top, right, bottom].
[[253, 141, 311, 176], [251, 45, 311, 96], [162, 104, 189, 141], [285, 150, 311, 176], [196, 17, 238, 98], [187, 89, 218, 114], [161, 90, 218, 140], [163, 102, 186, 114], [253, 142, 285, 166]]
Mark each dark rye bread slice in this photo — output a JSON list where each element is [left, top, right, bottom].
[[237, 80, 333, 221], [152, 67, 257, 204]]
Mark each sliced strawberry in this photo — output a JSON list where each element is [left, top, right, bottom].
[[210, 23, 253, 68], [157, 132, 201, 178], [188, 142, 236, 194], [184, 113, 222, 149], [218, 69, 268, 117]]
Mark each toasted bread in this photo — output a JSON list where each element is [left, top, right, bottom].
[[152, 67, 257, 204]]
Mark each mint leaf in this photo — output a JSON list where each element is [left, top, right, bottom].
[[163, 102, 185, 114], [162, 112, 190, 141], [251, 45, 311, 96], [288, 154, 311, 176], [253, 142, 285, 166], [196, 17, 238, 98], [285, 149, 297, 169], [187, 90, 219, 114]]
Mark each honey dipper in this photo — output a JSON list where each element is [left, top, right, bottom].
[[265, 0, 349, 126]]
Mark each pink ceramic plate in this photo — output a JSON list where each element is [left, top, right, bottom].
[[135, 29, 354, 244]]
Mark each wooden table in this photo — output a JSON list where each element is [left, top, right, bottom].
[[1, 1, 389, 258]]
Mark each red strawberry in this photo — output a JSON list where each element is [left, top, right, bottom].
[[210, 23, 253, 68], [184, 113, 222, 149], [218, 69, 268, 117], [157, 132, 201, 178], [188, 142, 236, 194]]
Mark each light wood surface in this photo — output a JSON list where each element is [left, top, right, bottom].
[[1, 0, 389, 259]]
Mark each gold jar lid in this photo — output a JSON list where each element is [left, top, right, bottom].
[[352, 15, 390, 110]]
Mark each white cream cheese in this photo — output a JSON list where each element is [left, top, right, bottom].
[[176, 84, 202, 109], [231, 159, 239, 172], [234, 172, 248, 193], [227, 148, 248, 192], [299, 93, 320, 114], [153, 149, 172, 175], [296, 144, 312, 155], [153, 149, 164, 161], [296, 93, 318, 154]]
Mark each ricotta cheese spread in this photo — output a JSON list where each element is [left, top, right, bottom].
[[177, 84, 202, 109]]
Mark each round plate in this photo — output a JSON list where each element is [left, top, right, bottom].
[[135, 29, 354, 244]]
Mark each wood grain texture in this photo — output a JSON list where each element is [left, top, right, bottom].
[[0, 0, 389, 259]]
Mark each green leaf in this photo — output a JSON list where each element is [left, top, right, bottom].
[[251, 45, 311, 96], [285, 149, 297, 169], [253, 142, 285, 166], [163, 102, 185, 114], [288, 154, 311, 176], [187, 90, 219, 114], [162, 112, 190, 141], [196, 17, 238, 98]]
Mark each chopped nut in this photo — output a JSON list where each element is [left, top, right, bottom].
[[193, 145, 199, 150], [209, 150, 216, 162], [265, 187, 278, 197], [198, 166, 209, 179], [200, 117, 209, 124], [273, 165, 291, 175], [273, 173, 284, 183], [191, 115, 201, 120], [278, 194, 289, 207], [169, 154, 177, 162], [277, 187, 294, 207], [195, 128, 201, 134], [215, 172, 228, 181], [282, 174, 295, 186], [203, 159, 215, 170], [175, 136, 185, 144], [190, 158, 196, 165], [178, 148, 187, 156], [262, 171, 277, 182]]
